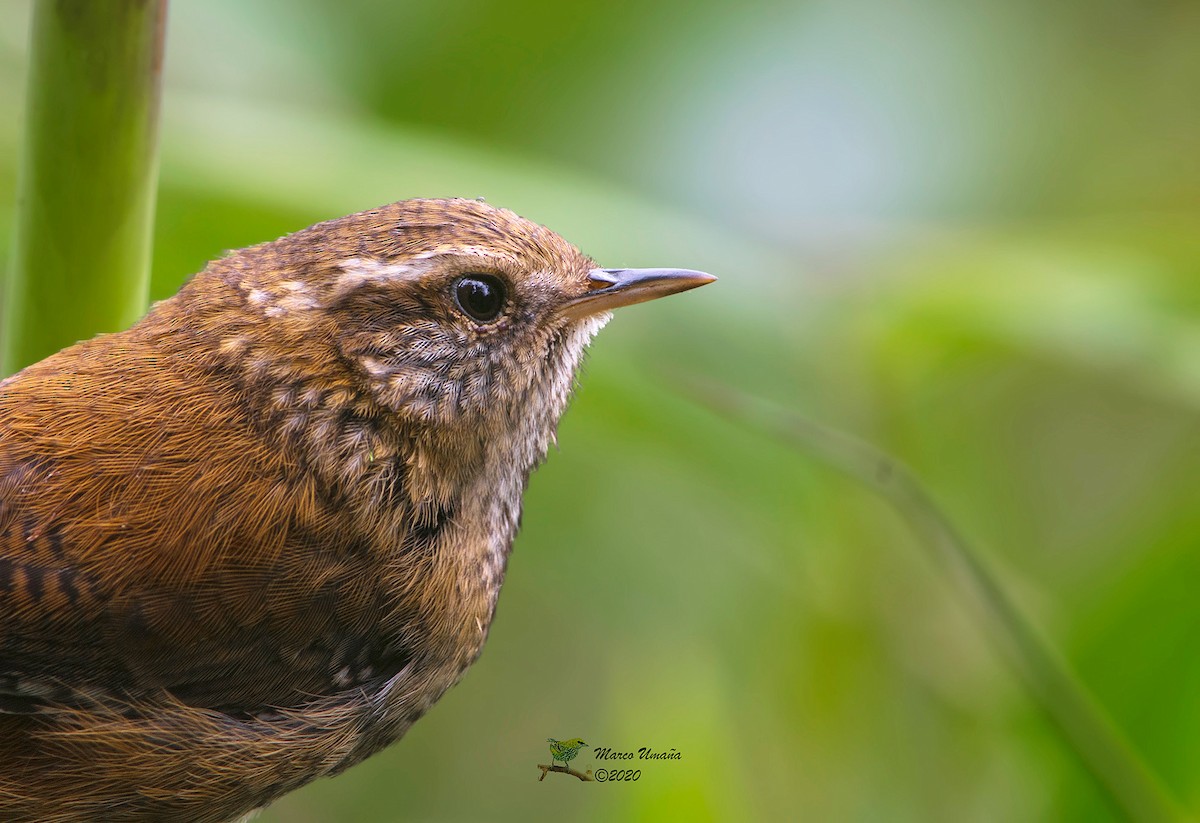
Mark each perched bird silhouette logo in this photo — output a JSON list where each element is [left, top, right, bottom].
[[539, 737, 593, 781], [548, 737, 588, 768]]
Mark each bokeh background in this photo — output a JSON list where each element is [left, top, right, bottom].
[[2, 1, 1199, 820]]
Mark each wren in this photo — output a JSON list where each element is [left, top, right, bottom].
[[0, 198, 714, 822]]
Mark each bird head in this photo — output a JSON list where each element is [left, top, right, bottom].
[[205, 198, 713, 435]]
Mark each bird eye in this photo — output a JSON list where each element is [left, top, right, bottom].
[[453, 274, 506, 323]]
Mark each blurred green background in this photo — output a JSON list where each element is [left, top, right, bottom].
[[3, 0, 1199, 820]]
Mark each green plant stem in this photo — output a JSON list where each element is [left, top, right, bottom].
[[3, 0, 166, 376], [684, 381, 1190, 823]]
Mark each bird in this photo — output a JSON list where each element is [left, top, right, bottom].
[[547, 737, 588, 769], [0, 197, 714, 822]]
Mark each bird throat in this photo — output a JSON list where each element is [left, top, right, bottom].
[[409, 311, 611, 620]]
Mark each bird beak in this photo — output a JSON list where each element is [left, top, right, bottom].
[[559, 268, 717, 321]]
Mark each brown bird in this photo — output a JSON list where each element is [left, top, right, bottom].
[[0, 197, 713, 822]]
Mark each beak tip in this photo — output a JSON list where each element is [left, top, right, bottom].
[[668, 268, 718, 294]]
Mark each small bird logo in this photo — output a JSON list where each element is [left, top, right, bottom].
[[547, 737, 588, 769]]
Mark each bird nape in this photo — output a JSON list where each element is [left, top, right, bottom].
[[0, 197, 713, 822]]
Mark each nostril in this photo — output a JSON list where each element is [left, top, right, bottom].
[[585, 269, 620, 291]]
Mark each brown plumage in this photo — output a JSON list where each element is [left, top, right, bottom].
[[0, 198, 713, 821]]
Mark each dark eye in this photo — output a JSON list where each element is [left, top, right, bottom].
[[453, 274, 506, 322]]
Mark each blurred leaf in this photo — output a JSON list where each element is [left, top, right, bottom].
[[685, 382, 1190, 823]]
